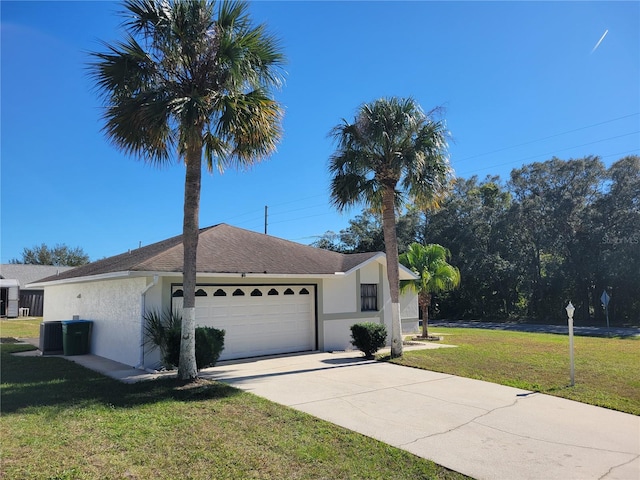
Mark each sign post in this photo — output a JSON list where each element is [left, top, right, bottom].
[[566, 301, 575, 387], [601, 290, 610, 336]]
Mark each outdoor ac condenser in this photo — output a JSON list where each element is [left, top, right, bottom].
[[39, 321, 63, 355]]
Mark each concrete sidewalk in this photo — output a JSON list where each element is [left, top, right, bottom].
[[200, 351, 640, 480]]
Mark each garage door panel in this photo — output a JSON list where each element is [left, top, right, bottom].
[[177, 284, 315, 360]]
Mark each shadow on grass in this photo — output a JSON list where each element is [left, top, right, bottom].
[[1, 344, 240, 415]]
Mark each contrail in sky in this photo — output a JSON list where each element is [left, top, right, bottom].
[[591, 29, 608, 54]]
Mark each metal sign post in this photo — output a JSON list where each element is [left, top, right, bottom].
[[601, 290, 610, 336]]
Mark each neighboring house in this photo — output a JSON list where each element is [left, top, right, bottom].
[[0, 264, 75, 317], [31, 224, 419, 368]]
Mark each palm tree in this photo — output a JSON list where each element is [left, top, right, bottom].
[[400, 243, 461, 339], [90, 0, 284, 379], [329, 97, 452, 357]]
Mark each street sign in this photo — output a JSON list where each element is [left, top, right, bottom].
[[601, 290, 610, 308]]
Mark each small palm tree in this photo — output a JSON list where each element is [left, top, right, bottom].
[[90, 0, 284, 379], [400, 243, 461, 339], [329, 97, 452, 357]]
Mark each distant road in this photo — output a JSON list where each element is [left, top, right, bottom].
[[429, 321, 640, 338]]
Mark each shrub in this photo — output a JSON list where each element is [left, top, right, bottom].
[[195, 326, 225, 368], [143, 308, 182, 369], [350, 322, 387, 359], [143, 308, 225, 370]]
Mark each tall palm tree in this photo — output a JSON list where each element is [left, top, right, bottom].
[[329, 97, 452, 357], [400, 243, 461, 339], [90, 0, 284, 379]]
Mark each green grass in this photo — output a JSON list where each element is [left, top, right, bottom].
[[1, 344, 468, 480], [1, 318, 42, 339], [391, 328, 640, 415]]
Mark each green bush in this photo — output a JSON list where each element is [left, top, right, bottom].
[[143, 308, 225, 370], [143, 308, 182, 369], [163, 327, 182, 370], [195, 326, 225, 368], [350, 322, 387, 359]]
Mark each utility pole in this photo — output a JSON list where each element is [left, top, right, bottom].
[[264, 205, 268, 234]]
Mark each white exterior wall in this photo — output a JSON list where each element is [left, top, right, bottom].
[[359, 261, 380, 284], [322, 274, 356, 314], [39, 261, 418, 366], [400, 290, 419, 334], [44, 277, 148, 367], [322, 316, 380, 352], [320, 261, 392, 352]]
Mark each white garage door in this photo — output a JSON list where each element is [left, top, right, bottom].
[[172, 285, 315, 361]]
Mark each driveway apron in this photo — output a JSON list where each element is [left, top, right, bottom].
[[202, 351, 640, 480]]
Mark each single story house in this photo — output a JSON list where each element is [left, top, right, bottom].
[[1, 264, 75, 317], [30, 224, 419, 369]]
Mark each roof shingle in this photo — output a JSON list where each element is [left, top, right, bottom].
[[36, 224, 380, 283], [1, 264, 75, 286]]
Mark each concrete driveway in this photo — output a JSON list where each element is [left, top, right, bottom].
[[201, 351, 640, 480]]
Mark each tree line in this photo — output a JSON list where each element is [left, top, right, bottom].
[[9, 243, 89, 267], [315, 155, 640, 326]]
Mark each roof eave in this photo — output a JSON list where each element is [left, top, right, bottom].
[[27, 270, 169, 288], [195, 272, 341, 279], [342, 252, 386, 276], [341, 253, 419, 280], [31, 270, 350, 287]]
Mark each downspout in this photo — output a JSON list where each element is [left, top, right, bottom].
[[137, 275, 159, 370]]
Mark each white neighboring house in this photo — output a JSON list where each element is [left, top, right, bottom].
[[30, 224, 418, 368], [1, 264, 75, 317]]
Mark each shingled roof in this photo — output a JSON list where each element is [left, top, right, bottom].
[[1, 264, 75, 286], [35, 224, 383, 284]]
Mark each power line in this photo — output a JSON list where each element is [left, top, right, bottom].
[[456, 131, 640, 176], [268, 202, 329, 218], [213, 193, 328, 225], [213, 117, 639, 234], [454, 112, 639, 164]]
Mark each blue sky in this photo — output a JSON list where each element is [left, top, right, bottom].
[[2, 1, 638, 263]]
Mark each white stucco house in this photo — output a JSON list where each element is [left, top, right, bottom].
[[30, 224, 418, 369]]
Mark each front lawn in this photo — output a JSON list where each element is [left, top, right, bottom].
[[1, 344, 468, 480], [391, 328, 640, 415]]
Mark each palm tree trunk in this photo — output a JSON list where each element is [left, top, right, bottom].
[[381, 187, 403, 358], [178, 135, 203, 380], [420, 293, 431, 338]]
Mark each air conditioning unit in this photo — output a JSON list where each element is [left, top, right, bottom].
[[39, 321, 63, 355]]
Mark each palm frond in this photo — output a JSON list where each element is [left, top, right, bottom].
[[328, 97, 453, 215], [122, 0, 169, 36], [213, 89, 283, 165], [90, 0, 284, 171], [399, 243, 460, 295]]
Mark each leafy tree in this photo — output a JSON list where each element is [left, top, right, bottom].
[[313, 208, 422, 254], [422, 176, 518, 320], [9, 243, 90, 266], [312, 231, 344, 253], [90, 0, 284, 379], [508, 157, 605, 322], [596, 156, 640, 323], [328, 97, 452, 357], [400, 243, 460, 338]]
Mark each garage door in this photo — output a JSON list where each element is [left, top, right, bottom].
[[172, 285, 315, 361]]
